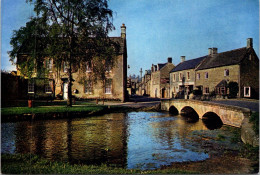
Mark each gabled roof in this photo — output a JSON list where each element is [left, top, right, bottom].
[[158, 63, 167, 70], [196, 47, 248, 70], [171, 56, 206, 72], [216, 80, 228, 87]]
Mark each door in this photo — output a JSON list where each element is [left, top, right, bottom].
[[63, 82, 68, 100]]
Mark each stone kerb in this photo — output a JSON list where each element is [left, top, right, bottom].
[[161, 99, 251, 127]]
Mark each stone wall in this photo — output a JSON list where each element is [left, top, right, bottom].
[[195, 65, 240, 94], [161, 99, 251, 127], [240, 49, 259, 99]]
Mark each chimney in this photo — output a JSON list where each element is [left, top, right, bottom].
[[151, 64, 154, 72], [181, 56, 185, 62], [167, 57, 172, 63], [247, 38, 253, 48], [212, 47, 218, 54], [208, 48, 212, 55], [121, 23, 126, 39]]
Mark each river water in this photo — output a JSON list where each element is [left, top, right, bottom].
[[2, 111, 228, 170]]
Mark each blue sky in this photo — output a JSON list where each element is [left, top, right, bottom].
[[1, 0, 259, 76]]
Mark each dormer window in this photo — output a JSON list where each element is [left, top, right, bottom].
[[64, 62, 69, 73], [86, 61, 92, 72], [205, 72, 208, 79], [46, 59, 53, 72], [179, 73, 183, 81], [224, 69, 229, 76], [187, 72, 190, 80]]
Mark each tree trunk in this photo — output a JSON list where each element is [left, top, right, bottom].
[[67, 63, 73, 107]]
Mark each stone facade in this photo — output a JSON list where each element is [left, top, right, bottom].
[[195, 65, 240, 95], [170, 56, 205, 99], [17, 24, 128, 102], [195, 38, 259, 99], [150, 58, 175, 98]]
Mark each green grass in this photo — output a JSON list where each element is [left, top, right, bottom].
[[1, 105, 106, 116], [1, 154, 197, 174]]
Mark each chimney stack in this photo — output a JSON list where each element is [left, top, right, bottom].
[[208, 48, 212, 55], [212, 47, 218, 54], [121, 23, 126, 39], [168, 57, 172, 63], [151, 64, 154, 72], [247, 38, 253, 48], [181, 56, 185, 62]]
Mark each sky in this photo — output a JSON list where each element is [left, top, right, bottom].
[[1, 0, 259, 76]]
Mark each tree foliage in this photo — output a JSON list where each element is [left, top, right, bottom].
[[9, 0, 119, 106]]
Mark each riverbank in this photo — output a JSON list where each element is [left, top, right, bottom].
[[1, 154, 197, 174]]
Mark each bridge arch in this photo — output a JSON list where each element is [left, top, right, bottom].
[[169, 105, 179, 115], [180, 106, 199, 123], [202, 112, 223, 130]]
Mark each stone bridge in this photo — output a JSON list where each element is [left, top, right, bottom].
[[161, 99, 251, 127]]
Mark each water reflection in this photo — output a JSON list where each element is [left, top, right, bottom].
[[2, 112, 212, 170]]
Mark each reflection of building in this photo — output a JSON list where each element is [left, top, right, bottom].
[[14, 113, 128, 166], [17, 24, 128, 102], [150, 57, 175, 98], [195, 38, 259, 98], [170, 56, 205, 99]]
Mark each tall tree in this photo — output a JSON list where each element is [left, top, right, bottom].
[[9, 0, 119, 106]]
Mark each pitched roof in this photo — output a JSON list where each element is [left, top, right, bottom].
[[158, 63, 167, 70], [216, 80, 228, 87], [171, 56, 206, 72], [196, 47, 248, 70]]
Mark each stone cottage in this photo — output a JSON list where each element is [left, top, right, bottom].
[[17, 24, 128, 102], [195, 38, 259, 99], [150, 58, 175, 98], [170, 55, 206, 99]]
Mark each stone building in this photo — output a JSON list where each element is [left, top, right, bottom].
[[170, 56, 206, 99], [143, 70, 151, 96], [17, 24, 128, 102], [195, 38, 259, 99], [150, 58, 175, 98]]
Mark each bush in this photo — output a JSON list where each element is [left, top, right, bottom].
[[249, 112, 259, 136], [192, 89, 202, 95]]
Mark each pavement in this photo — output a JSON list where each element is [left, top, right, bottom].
[[210, 100, 259, 112], [100, 95, 259, 112]]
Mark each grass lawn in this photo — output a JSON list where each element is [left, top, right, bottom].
[[1, 154, 197, 174], [1, 105, 106, 116]]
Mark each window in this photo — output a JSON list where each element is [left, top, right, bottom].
[[244, 87, 251, 97], [45, 80, 52, 93], [105, 79, 112, 94], [105, 59, 112, 72], [221, 87, 226, 95], [187, 72, 190, 80], [205, 72, 208, 79], [173, 73, 176, 82], [224, 69, 229, 76], [204, 87, 209, 94], [197, 73, 200, 80], [64, 62, 69, 72], [179, 73, 182, 81], [28, 82, 34, 93], [86, 61, 92, 72], [84, 81, 93, 94], [46, 59, 53, 72]]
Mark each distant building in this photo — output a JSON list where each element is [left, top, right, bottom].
[[195, 38, 259, 99], [170, 56, 206, 98], [150, 57, 175, 98], [17, 24, 128, 102]]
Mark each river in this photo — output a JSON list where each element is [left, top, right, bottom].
[[2, 111, 237, 170]]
